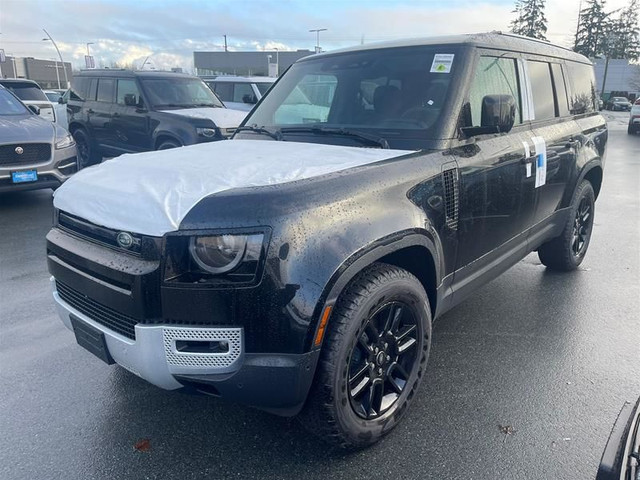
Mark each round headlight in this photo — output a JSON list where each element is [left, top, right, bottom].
[[189, 235, 247, 274]]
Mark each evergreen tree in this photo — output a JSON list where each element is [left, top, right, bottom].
[[574, 0, 610, 58], [510, 0, 549, 41], [607, 0, 639, 60]]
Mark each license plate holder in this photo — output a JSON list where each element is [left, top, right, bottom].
[[11, 170, 38, 183], [70, 314, 115, 365]]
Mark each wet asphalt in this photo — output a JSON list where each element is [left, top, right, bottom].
[[0, 112, 638, 480]]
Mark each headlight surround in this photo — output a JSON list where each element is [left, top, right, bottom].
[[196, 127, 217, 138], [164, 229, 269, 287], [55, 133, 75, 150]]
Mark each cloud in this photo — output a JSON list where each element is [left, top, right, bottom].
[[0, 0, 634, 71]]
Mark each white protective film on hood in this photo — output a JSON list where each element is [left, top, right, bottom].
[[160, 107, 247, 128], [54, 140, 415, 237]]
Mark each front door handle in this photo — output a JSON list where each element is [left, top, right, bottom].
[[112, 112, 120, 118], [87, 108, 94, 114]]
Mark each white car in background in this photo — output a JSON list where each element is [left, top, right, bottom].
[[629, 98, 640, 135], [0, 79, 57, 124], [44, 89, 69, 128], [203, 76, 276, 111]]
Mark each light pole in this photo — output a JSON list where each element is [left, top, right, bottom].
[[309, 28, 327, 53], [42, 29, 69, 88], [274, 47, 279, 76], [51, 58, 61, 89], [86, 42, 94, 56]]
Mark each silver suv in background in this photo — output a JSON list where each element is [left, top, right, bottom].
[[203, 76, 275, 111], [0, 86, 77, 192]]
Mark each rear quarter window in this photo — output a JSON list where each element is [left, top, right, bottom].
[[566, 62, 596, 115]]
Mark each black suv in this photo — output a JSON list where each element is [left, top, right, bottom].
[[67, 70, 246, 167], [48, 33, 607, 449]]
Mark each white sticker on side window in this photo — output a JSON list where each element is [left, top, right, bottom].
[[532, 136, 547, 188], [430, 54, 454, 73]]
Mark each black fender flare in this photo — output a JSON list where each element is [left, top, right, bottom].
[[575, 158, 604, 200], [152, 130, 184, 149], [305, 228, 442, 352]]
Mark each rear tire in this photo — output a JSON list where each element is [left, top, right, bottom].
[[299, 263, 432, 449], [72, 128, 100, 169], [538, 180, 595, 271], [628, 124, 636, 135], [157, 139, 181, 150]]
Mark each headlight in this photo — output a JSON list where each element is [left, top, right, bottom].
[[55, 133, 75, 150], [196, 127, 217, 138], [164, 230, 268, 286], [189, 235, 247, 274]]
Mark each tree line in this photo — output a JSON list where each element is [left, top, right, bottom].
[[510, 0, 639, 60]]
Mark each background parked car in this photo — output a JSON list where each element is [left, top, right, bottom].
[[0, 79, 57, 124], [67, 70, 247, 167], [203, 76, 276, 111], [629, 98, 640, 134], [0, 85, 77, 192], [605, 96, 632, 111], [44, 89, 69, 128]]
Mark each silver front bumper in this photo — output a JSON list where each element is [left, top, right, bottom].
[[52, 279, 244, 390]]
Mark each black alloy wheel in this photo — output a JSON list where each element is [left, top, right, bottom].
[[347, 301, 419, 419], [299, 263, 432, 449], [538, 179, 595, 271], [157, 139, 181, 150], [571, 196, 592, 258], [73, 129, 98, 169]]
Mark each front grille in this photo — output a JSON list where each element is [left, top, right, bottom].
[[58, 211, 142, 256], [0, 143, 51, 167], [56, 280, 138, 340], [442, 167, 459, 230]]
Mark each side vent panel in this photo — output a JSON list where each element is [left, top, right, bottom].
[[441, 167, 459, 230]]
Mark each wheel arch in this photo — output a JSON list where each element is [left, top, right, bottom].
[[582, 163, 603, 200], [153, 132, 183, 150], [306, 230, 441, 353]]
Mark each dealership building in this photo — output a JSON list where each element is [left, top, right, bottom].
[[593, 59, 640, 100], [1, 56, 72, 89], [193, 50, 313, 77]]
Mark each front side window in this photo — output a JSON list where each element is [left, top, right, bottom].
[[141, 77, 223, 109], [255, 83, 272, 96], [243, 46, 459, 147], [233, 83, 254, 103], [211, 82, 233, 102], [467, 56, 522, 127], [116, 79, 142, 106], [527, 60, 556, 120], [70, 77, 90, 101]]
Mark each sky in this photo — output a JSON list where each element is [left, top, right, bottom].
[[0, 0, 633, 71]]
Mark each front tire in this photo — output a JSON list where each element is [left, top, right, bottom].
[[72, 128, 100, 169], [538, 180, 595, 271], [299, 263, 432, 449], [157, 139, 181, 150]]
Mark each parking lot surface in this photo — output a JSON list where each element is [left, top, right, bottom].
[[1, 112, 638, 480]]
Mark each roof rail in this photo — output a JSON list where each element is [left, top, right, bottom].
[[491, 30, 575, 53]]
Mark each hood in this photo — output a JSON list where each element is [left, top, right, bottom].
[[159, 107, 247, 128], [53, 140, 415, 236], [0, 114, 54, 144]]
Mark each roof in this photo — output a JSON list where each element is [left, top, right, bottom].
[[201, 76, 277, 83], [74, 69, 198, 79], [306, 32, 590, 65]]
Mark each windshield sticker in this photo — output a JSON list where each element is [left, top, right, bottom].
[[430, 54, 454, 73], [532, 136, 547, 188]]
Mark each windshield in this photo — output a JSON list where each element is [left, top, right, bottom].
[[45, 91, 62, 102], [243, 46, 458, 148], [613, 97, 628, 102], [140, 77, 224, 109], [2, 82, 48, 101], [255, 83, 273, 96], [0, 88, 30, 115]]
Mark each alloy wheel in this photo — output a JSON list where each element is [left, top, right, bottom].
[[572, 196, 592, 257]]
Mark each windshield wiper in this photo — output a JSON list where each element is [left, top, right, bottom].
[[193, 103, 222, 108], [235, 125, 283, 141], [280, 126, 389, 149], [154, 103, 198, 109]]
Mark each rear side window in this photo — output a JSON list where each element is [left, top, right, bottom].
[[566, 62, 596, 115], [527, 60, 555, 120], [551, 63, 569, 117], [88, 78, 98, 101], [70, 77, 90, 101], [468, 56, 522, 127], [96, 78, 115, 103]]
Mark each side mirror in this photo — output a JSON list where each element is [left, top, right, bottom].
[[124, 94, 137, 107], [28, 105, 40, 115], [481, 94, 516, 133], [242, 94, 257, 104], [58, 97, 66, 105]]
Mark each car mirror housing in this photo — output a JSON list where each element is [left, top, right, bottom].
[[28, 104, 40, 115], [481, 94, 516, 133], [124, 94, 138, 107]]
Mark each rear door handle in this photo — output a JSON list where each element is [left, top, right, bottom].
[[87, 108, 94, 114], [112, 112, 120, 118]]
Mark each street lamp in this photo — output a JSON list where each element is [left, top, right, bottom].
[[42, 28, 69, 88], [86, 42, 94, 56], [309, 28, 327, 53], [274, 47, 279, 77], [50, 58, 61, 89]]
